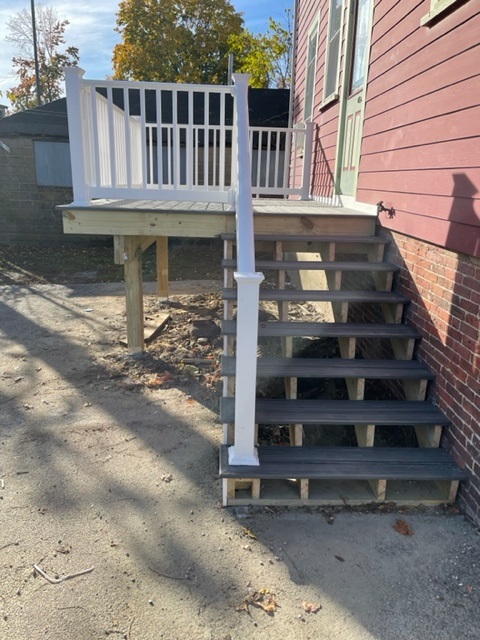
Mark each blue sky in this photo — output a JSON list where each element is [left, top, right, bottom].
[[0, 1, 292, 108]]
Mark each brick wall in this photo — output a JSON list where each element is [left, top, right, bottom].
[[0, 136, 89, 246], [381, 228, 480, 524]]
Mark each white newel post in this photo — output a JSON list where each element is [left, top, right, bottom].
[[229, 74, 264, 466], [64, 66, 90, 205], [300, 120, 314, 200]]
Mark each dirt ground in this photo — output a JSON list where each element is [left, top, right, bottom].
[[0, 267, 479, 638]]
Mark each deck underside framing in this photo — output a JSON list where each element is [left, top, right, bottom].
[[58, 199, 377, 354]]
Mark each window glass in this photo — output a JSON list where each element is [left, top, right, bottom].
[[304, 18, 319, 120], [324, 0, 343, 101], [34, 141, 72, 187], [350, 0, 371, 94]]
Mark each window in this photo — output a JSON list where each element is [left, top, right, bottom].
[[304, 16, 320, 121], [421, 0, 464, 25], [34, 141, 72, 187], [323, 0, 344, 104]]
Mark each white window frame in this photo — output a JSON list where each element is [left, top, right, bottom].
[[421, 0, 464, 26], [322, 0, 344, 108], [303, 14, 320, 122]]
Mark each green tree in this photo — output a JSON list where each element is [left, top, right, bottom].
[[6, 5, 79, 111], [113, 0, 244, 84], [228, 10, 293, 88]]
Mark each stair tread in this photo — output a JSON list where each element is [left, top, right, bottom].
[[222, 259, 399, 271], [222, 356, 434, 379], [222, 233, 388, 244], [219, 445, 467, 480], [222, 320, 420, 339], [220, 397, 450, 425], [223, 288, 409, 303]]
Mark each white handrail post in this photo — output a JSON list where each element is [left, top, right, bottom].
[[300, 120, 315, 200], [229, 73, 263, 466], [64, 66, 90, 205]]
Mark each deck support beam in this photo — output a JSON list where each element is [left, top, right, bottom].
[[156, 236, 169, 298], [124, 236, 145, 355]]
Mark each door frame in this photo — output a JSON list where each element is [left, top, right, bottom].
[[334, 0, 375, 199]]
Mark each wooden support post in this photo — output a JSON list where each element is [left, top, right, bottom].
[[339, 336, 356, 359], [156, 236, 169, 298], [114, 235, 125, 265], [224, 478, 236, 505], [369, 479, 387, 501], [124, 236, 144, 355], [300, 479, 309, 500], [436, 479, 460, 503], [355, 424, 375, 447], [415, 425, 442, 448]]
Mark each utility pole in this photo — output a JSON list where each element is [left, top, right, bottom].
[[31, 0, 42, 105]]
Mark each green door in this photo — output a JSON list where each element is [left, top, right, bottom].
[[338, 0, 374, 196]]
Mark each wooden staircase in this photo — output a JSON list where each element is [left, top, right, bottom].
[[219, 223, 467, 506]]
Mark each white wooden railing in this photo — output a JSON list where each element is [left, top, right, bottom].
[[228, 74, 263, 466], [64, 68, 314, 468], [64, 67, 313, 205], [249, 123, 313, 199], [65, 67, 236, 204]]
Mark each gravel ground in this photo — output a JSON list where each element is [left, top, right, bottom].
[[0, 282, 479, 640]]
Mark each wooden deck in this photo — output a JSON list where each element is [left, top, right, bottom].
[[59, 198, 377, 238]]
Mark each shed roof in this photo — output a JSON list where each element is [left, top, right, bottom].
[[0, 88, 289, 138], [0, 99, 69, 138]]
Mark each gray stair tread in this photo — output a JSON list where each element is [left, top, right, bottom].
[[220, 398, 450, 425], [222, 259, 399, 272], [222, 320, 420, 339], [222, 233, 388, 244], [223, 288, 409, 303], [222, 356, 434, 380], [219, 445, 467, 481]]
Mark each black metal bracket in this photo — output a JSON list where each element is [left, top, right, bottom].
[[377, 201, 395, 218]]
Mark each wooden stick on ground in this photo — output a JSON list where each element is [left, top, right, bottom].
[[33, 564, 94, 584]]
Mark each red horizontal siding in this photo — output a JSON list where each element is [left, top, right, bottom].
[[373, 208, 480, 257], [369, 2, 478, 84], [362, 106, 479, 152], [357, 1, 480, 256], [361, 139, 479, 173], [366, 46, 479, 120], [359, 168, 480, 203]]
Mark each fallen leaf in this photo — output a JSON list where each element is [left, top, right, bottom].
[[146, 372, 171, 388], [393, 519, 414, 536], [237, 588, 279, 615], [251, 589, 278, 614], [242, 527, 257, 540], [302, 601, 322, 614]]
